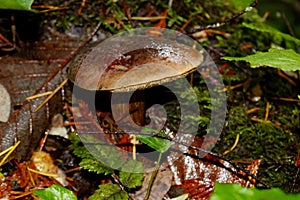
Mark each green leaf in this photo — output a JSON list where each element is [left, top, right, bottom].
[[119, 160, 144, 188], [141, 127, 170, 138], [79, 134, 126, 170], [210, 183, 300, 200], [89, 183, 128, 200], [136, 134, 172, 153], [223, 48, 300, 71], [242, 22, 300, 48], [0, 0, 35, 11], [79, 157, 113, 175], [32, 184, 77, 200], [137, 127, 173, 153], [70, 134, 125, 175], [228, 0, 254, 10], [73, 145, 94, 159]]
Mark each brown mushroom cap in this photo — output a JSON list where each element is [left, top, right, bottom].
[[67, 35, 203, 92]]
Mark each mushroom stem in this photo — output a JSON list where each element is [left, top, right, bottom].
[[112, 90, 146, 130], [128, 90, 146, 127], [128, 91, 145, 160], [113, 90, 146, 160]]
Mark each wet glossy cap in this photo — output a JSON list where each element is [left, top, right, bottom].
[[67, 34, 203, 92]]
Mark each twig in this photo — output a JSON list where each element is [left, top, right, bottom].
[[188, 0, 259, 34], [271, 97, 300, 103], [66, 121, 94, 126], [0, 141, 20, 166], [262, 11, 269, 22], [38, 131, 49, 151], [0, 33, 12, 44], [0, 33, 14, 51], [251, 117, 271, 123], [28, 168, 36, 186], [0, 146, 13, 157], [277, 69, 297, 87], [34, 78, 68, 112], [246, 107, 260, 114], [180, 18, 192, 31], [219, 82, 244, 92], [205, 29, 231, 37], [280, 11, 295, 38], [264, 101, 270, 122], [111, 173, 125, 192], [12, 191, 32, 199], [27, 167, 58, 177], [25, 91, 53, 100], [122, 1, 133, 27], [77, 0, 87, 15], [130, 16, 167, 21], [223, 133, 240, 156], [132, 135, 137, 160], [32, 5, 69, 13], [65, 166, 82, 173], [10, 191, 23, 195]]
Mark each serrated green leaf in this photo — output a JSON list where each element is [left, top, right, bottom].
[[119, 160, 144, 188], [32, 184, 77, 200], [73, 145, 93, 159], [210, 182, 300, 200], [223, 48, 300, 71], [136, 134, 172, 153], [79, 134, 126, 170], [69, 133, 82, 146], [0, 0, 35, 11], [69, 134, 93, 159], [242, 22, 300, 48], [79, 157, 113, 175], [70, 134, 125, 174], [91, 144, 125, 169], [71, 135, 114, 174], [89, 183, 128, 200]]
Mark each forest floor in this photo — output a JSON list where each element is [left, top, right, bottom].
[[0, 0, 299, 199]]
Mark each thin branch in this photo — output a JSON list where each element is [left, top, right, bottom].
[[188, 0, 259, 34]]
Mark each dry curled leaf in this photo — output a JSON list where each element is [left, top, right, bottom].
[[30, 151, 68, 186], [168, 137, 261, 200], [0, 33, 79, 161]]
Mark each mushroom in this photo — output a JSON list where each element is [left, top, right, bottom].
[[67, 31, 203, 137]]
